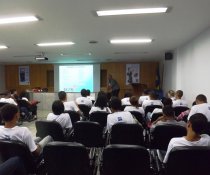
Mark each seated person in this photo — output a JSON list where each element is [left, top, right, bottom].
[[163, 113, 210, 163], [124, 96, 145, 116], [89, 92, 111, 114], [0, 90, 17, 105], [58, 91, 82, 116], [10, 89, 19, 102], [106, 97, 136, 133], [142, 91, 163, 109], [121, 92, 132, 106], [151, 106, 186, 131], [86, 89, 95, 102], [188, 94, 210, 121], [0, 104, 52, 157], [76, 89, 92, 107], [172, 90, 188, 107], [167, 90, 175, 101], [47, 100, 73, 133], [138, 89, 150, 106]]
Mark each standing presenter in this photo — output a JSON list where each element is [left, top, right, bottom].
[[108, 74, 120, 97]]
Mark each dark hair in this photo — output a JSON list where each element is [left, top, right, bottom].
[[143, 89, 150, 95], [149, 91, 158, 100], [124, 92, 132, 98], [176, 90, 183, 98], [95, 94, 108, 109], [162, 98, 173, 106], [196, 94, 207, 103], [81, 89, 87, 97], [130, 96, 139, 107], [110, 97, 121, 110], [52, 100, 64, 115], [189, 113, 208, 134], [97, 91, 106, 97], [163, 106, 174, 117], [58, 91, 66, 101], [0, 104, 19, 122], [86, 89, 90, 96]]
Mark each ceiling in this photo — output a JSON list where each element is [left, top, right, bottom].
[[0, 0, 210, 64]]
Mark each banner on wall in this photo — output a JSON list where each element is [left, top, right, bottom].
[[19, 66, 30, 85], [126, 64, 140, 85]]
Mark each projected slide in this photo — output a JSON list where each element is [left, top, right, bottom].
[[59, 65, 93, 92]]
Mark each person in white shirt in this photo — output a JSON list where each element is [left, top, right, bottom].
[[121, 92, 132, 106], [0, 104, 52, 157], [47, 100, 72, 133], [188, 94, 210, 121], [76, 89, 92, 107], [172, 90, 188, 107], [138, 90, 150, 106], [164, 113, 210, 163], [0, 91, 17, 105], [106, 97, 136, 133], [124, 96, 145, 116], [86, 89, 95, 102], [142, 91, 163, 110], [89, 91, 111, 114]]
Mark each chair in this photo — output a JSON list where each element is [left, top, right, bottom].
[[173, 106, 189, 117], [0, 139, 40, 174], [102, 144, 152, 175], [151, 112, 163, 123], [165, 146, 210, 175], [130, 111, 146, 128], [16, 99, 34, 121], [78, 104, 91, 120], [43, 142, 92, 175], [145, 105, 162, 115], [120, 105, 130, 111], [64, 110, 80, 126], [109, 123, 144, 146], [89, 111, 109, 128], [0, 102, 8, 108], [35, 120, 65, 141]]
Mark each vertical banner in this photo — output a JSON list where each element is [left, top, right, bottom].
[[19, 66, 30, 85], [126, 64, 140, 85]]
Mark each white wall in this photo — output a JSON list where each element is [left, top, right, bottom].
[[0, 65, 5, 92], [163, 27, 210, 105]]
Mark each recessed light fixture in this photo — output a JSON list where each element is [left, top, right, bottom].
[[0, 16, 38, 24], [110, 39, 152, 44], [96, 7, 168, 16], [36, 42, 75, 47], [0, 45, 8, 49]]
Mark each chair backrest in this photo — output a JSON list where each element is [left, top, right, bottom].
[[173, 106, 189, 117], [64, 110, 80, 126], [78, 104, 91, 119], [145, 105, 162, 115], [121, 105, 130, 111], [103, 144, 151, 175], [89, 111, 109, 128], [151, 124, 186, 150], [0, 102, 8, 108], [43, 141, 91, 175], [166, 146, 210, 175], [35, 120, 65, 141], [73, 121, 104, 147], [110, 123, 144, 146], [0, 139, 36, 173], [17, 99, 30, 108], [151, 112, 163, 123], [129, 111, 146, 128]]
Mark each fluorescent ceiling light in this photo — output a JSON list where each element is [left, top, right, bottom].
[[0, 16, 38, 24], [36, 42, 75, 47], [97, 7, 168, 16], [110, 39, 152, 44], [0, 45, 8, 49]]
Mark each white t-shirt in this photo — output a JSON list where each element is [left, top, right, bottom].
[[163, 134, 210, 163], [0, 126, 37, 152], [142, 100, 163, 109], [172, 99, 188, 107], [76, 97, 92, 107], [0, 98, 17, 105], [89, 106, 111, 114], [188, 103, 210, 121], [121, 97, 131, 106], [138, 95, 149, 105], [106, 111, 136, 133], [22, 97, 29, 102], [124, 106, 145, 116], [87, 96, 95, 101], [47, 113, 72, 130], [150, 108, 163, 117], [63, 101, 79, 112]]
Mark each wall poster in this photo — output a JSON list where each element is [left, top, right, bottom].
[[126, 64, 140, 85], [19, 66, 30, 85]]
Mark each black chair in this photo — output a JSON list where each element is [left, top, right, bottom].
[[64, 110, 80, 126], [0, 139, 41, 174], [78, 104, 91, 120], [120, 105, 130, 111], [173, 106, 189, 117], [89, 111, 109, 128], [43, 141, 92, 175], [109, 123, 144, 146], [130, 111, 146, 128], [0, 102, 8, 108], [16, 99, 34, 121], [165, 146, 210, 175], [102, 144, 152, 175], [145, 105, 162, 115], [151, 112, 163, 123], [35, 120, 65, 141]]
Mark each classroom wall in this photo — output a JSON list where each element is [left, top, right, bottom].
[[0, 65, 5, 92], [163, 27, 210, 105]]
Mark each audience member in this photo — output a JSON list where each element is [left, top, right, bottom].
[[167, 90, 175, 101], [106, 97, 136, 133], [76, 89, 92, 107], [86, 89, 95, 102], [188, 94, 210, 121], [163, 113, 210, 163], [150, 98, 172, 116], [10, 89, 19, 101], [138, 89, 150, 106], [121, 92, 132, 106], [0, 90, 17, 105], [172, 90, 188, 107], [142, 91, 163, 109]]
